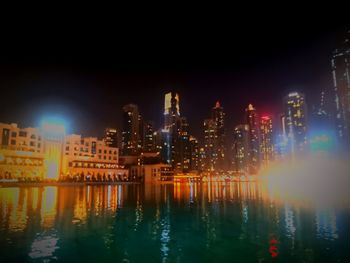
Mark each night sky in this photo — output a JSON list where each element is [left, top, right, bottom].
[[0, 22, 348, 140]]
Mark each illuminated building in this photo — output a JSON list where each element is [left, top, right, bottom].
[[0, 122, 128, 181], [245, 104, 260, 173], [103, 128, 120, 148], [164, 92, 180, 129], [163, 92, 182, 169], [138, 114, 144, 152], [211, 101, 226, 171], [41, 120, 65, 180], [62, 134, 128, 180], [189, 136, 199, 171], [232, 124, 249, 173], [131, 163, 174, 183], [198, 147, 206, 172], [162, 92, 192, 173], [122, 104, 141, 156], [331, 31, 350, 146], [0, 123, 45, 179], [154, 129, 171, 164], [176, 117, 191, 172], [260, 115, 274, 166], [283, 92, 308, 154], [143, 121, 155, 152], [203, 119, 216, 171]]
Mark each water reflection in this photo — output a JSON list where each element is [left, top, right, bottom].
[[0, 182, 349, 262]]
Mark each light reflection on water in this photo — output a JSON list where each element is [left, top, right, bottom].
[[0, 182, 349, 262]]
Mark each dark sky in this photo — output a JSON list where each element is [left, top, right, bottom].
[[0, 22, 349, 140]]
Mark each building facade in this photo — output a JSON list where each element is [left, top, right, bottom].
[[245, 104, 260, 174], [103, 128, 120, 148], [203, 119, 216, 172], [122, 104, 141, 156], [260, 115, 274, 167], [211, 101, 226, 171], [331, 32, 350, 146], [283, 92, 308, 154], [232, 124, 249, 174], [0, 122, 128, 181]]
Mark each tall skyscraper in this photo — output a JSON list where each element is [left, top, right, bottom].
[[189, 136, 199, 171], [211, 101, 226, 171], [260, 115, 274, 167], [143, 121, 155, 152], [164, 92, 180, 129], [283, 92, 308, 154], [103, 128, 119, 148], [162, 91, 192, 172], [198, 147, 206, 172], [176, 117, 191, 172], [331, 31, 350, 146], [203, 118, 216, 171], [138, 114, 144, 152], [154, 129, 171, 164], [122, 104, 140, 156], [232, 124, 249, 173], [245, 104, 260, 173]]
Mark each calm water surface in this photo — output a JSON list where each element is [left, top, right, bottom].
[[0, 183, 349, 262]]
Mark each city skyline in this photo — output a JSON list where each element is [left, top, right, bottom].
[[1, 28, 348, 139]]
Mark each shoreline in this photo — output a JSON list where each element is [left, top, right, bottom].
[[0, 181, 141, 188]]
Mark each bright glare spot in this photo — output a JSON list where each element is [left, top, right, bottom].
[[259, 154, 350, 207]]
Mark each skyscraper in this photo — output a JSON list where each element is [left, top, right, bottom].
[[138, 114, 144, 152], [103, 128, 120, 148], [143, 121, 155, 152], [232, 124, 249, 173], [331, 31, 350, 146], [245, 104, 260, 173], [189, 136, 199, 171], [122, 104, 140, 156], [203, 118, 216, 171], [154, 129, 171, 164], [177, 117, 191, 172], [283, 92, 308, 154], [211, 101, 225, 171], [164, 92, 180, 130], [260, 115, 274, 167]]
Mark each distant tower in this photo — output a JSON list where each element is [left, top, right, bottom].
[[177, 117, 191, 172], [122, 104, 140, 156], [203, 119, 216, 171], [143, 121, 155, 152], [104, 128, 119, 148], [245, 104, 260, 173], [211, 101, 225, 171], [331, 31, 350, 146], [232, 124, 249, 173], [260, 115, 274, 167], [154, 129, 171, 164], [189, 136, 199, 171], [283, 92, 308, 154], [164, 92, 180, 129]]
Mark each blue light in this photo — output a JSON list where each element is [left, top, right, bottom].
[[309, 129, 336, 152], [39, 115, 69, 134]]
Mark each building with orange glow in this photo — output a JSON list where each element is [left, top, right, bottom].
[[283, 92, 308, 154], [232, 124, 249, 174], [260, 115, 274, 166], [0, 122, 128, 181], [131, 163, 174, 183], [62, 134, 128, 181], [245, 104, 260, 174], [0, 122, 63, 180], [203, 118, 216, 172]]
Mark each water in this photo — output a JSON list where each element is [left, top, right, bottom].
[[0, 182, 349, 262]]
